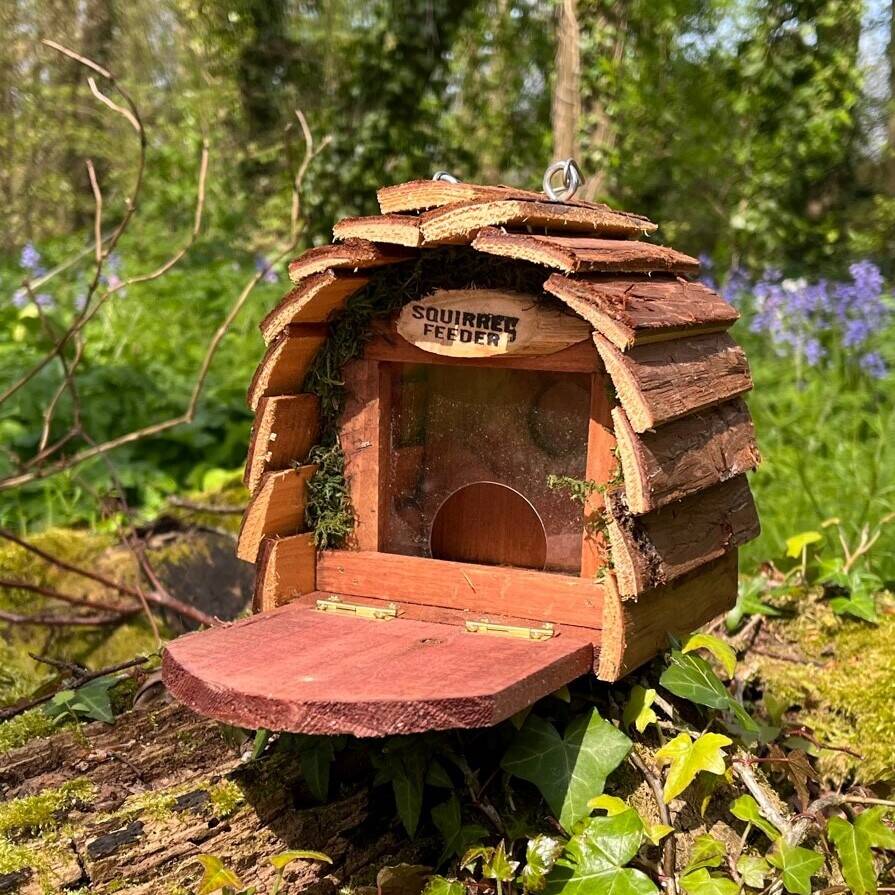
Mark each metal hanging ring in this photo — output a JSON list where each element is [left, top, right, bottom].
[[543, 159, 584, 201], [432, 171, 461, 183]]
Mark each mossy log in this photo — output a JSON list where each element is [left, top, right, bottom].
[[0, 702, 434, 894]]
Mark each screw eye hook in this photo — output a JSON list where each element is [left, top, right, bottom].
[[432, 171, 461, 183], [543, 159, 584, 201]]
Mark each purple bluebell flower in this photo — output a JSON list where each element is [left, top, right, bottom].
[[860, 351, 888, 379], [19, 243, 45, 276], [12, 288, 28, 308], [720, 265, 750, 304], [34, 293, 54, 310], [74, 293, 88, 312], [255, 254, 279, 285], [803, 338, 825, 366], [101, 252, 124, 290]]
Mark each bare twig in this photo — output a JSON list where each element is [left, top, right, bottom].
[[0, 577, 137, 615], [628, 750, 678, 895], [168, 498, 243, 515], [0, 655, 149, 722], [0, 608, 126, 627]]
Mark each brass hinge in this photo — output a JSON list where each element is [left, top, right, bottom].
[[315, 596, 397, 620], [465, 620, 555, 641]]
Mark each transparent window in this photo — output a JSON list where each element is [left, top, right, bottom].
[[382, 363, 592, 573]]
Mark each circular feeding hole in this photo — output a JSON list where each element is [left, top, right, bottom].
[[430, 482, 547, 570]]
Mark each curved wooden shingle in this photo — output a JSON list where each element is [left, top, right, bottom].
[[236, 466, 316, 563], [253, 533, 317, 611], [544, 274, 738, 350], [594, 331, 752, 433], [597, 551, 739, 680], [260, 270, 369, 341], [612, 401, 760, 514], [244, 394, 320, 494], [378, 180, 558, 213], [288, 238, 415, 284], [333, 214, 422, 247], [471, 229, 699, 274], [247, 324, 326, 410], [418, 200, 655, 244], [605, 475, 759, 597]]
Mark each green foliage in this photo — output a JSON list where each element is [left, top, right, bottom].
[[679, 868, 738, 895], [520, 835, 564, 894], [654, 733, 732, 803], [195, 849, 332, 895], [432, 795, 488, 864], [729, 795, 780, 841], [43, 674, 123, 725], [766, 841, 824, 895], [621, 686, 657, 734], [0, 778, 94, 837], [501, 708, 632, 832], [279, 733, 345, 802], [681, 633, 737, 679]]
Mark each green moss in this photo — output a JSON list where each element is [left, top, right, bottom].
[[0, 708, 62, 754], [0, 779, 94, 837], [754, 588, 895, 784], [208, 779, 245, 818], [0, 839, 34, 874]]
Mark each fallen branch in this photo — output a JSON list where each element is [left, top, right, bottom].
[[0, 577, 138, 615], [629, 749, 678, 895]]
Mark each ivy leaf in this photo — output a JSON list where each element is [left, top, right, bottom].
[[660, 651, 759, 735], [299, 737, 337, 802], [196, 854, 244, 895], [622, 686, 658, 733], [269, 850, 332, 870], [502, 709, 632, 831], [655, 733, 732, 803], [371, 741, 428, 837], [587, 795, 629, 816], [482, 841, 519, 883], [643, 823, 673, 846], [855, 806, 895, 850], [682, 634, 737, 678], [544, 810, 658, 895], [735, 854, 770, 889], [730, 794, 781, 841], [766, 841, 824, 895], [251, 728, 270, 760], [679, 869, 739, 895], [682, 835, 726, 873], [830, 589, 879, 623], [785, 531, 822, 557], [521, 836, 564, 893], [431, 795, 488, 864], [422, 877, 466, 895], [827, 816, 877, 895]]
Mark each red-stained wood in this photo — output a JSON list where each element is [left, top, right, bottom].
[[253, 534, 317, 611], [247, 324, 327, 411], [472, 229, 699, 275], [377, 180, 565, 213], [316, 550, 603, 628], [162, 601, 595, 736], [580, 372, 617, 578], [333, 214, 423, 247], [340, 358, 385, 551], [613, 400, 760, 514], [418, 200, 655, 244], [260, 270, 369, 341], [287, 239, 415, 284], [605, 475, 759, 597], [597, 551, 739, 680], [594, 331, 753, 433], [543, 274, 738, 350], [430, 482, 548, 569], [363, 322, 601, 373], [236, 466, 315, 563], [244, 394, 320, 494]]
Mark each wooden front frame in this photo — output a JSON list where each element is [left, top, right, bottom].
[[335, 320, 616, 635]]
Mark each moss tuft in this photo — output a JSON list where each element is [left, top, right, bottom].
[[208, 779, 244, 818], [0, 708, 61, 754], [754, 588, 895, 783], [0, 779, 94, 838]]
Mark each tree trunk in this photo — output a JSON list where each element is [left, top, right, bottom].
[[551, 0, 581, 162], [0, 701, 436, 894]]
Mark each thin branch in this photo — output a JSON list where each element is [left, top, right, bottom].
[[0, 655, 149, 722], [0, 577, 137, 614], [87, 76, 140, 134], [86, 159, 103, 263], [628, 750, 678, 895], [168, 498, 243, 515], [0, 608, 125, 627]]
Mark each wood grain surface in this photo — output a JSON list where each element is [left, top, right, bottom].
[[247, 324, 327, 410], [287, 239, 415, 284]]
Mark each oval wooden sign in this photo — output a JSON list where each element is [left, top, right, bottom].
[[396, 289, 591, 358]]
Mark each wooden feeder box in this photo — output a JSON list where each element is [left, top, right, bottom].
[[163, 178, 761, 737]]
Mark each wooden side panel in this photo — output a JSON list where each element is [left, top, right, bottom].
[[287, 239, 415, 284], [236, 466, 316, 563], [613, 401, 760, 514], [253, 533, 317, 611], [340, 358, 384, 551], [598, 551, 739, 681], [606, 475, 759, 596], [333, 214, 422, 247], [162, 601, 595, 736], [316, 551, 604, 629], [544, 274, 738, 350], [595, 332, 752, 433], [260, 271, 369, 340], [472, 229, 699, 275], [418, 200, 655, 243], [580, 372, 617, 577], [247, 325, 327, 410], [244, 394, 320, 494]]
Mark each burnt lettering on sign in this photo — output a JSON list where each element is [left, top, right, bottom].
[[411, 304, 520, 346]]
